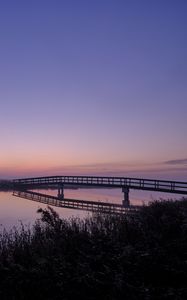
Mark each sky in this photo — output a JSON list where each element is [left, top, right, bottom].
[[0, 0, 187, 180]]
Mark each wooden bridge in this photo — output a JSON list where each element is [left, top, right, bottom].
[[13, 175, 187, 208]]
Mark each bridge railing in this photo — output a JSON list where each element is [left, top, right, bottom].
[[13, 176, 187, 194]]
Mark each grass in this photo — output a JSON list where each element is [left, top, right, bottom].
[[0, 199, 187, 299]]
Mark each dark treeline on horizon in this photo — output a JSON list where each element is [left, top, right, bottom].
[[0, 180, 13, 190]]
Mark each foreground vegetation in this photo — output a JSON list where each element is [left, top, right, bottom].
[[0, 199, 187, 299]]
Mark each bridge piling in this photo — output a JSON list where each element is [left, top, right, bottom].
[[58, 184, 64, 199], [122, 187, 130, 207]]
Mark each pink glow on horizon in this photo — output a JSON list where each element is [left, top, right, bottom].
[[0, 160, 186, 182]]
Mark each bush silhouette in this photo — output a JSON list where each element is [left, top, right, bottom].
[[0, 199, 187, 299]]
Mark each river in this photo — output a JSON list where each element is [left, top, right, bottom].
[[0, 188, 182, 230]]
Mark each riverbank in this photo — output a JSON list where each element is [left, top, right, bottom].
[[0, 180, 13, 190], [0, 180, 79, 191], [0, 199, 187, 299]]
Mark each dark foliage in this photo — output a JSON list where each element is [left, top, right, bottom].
[[0, 199, 187, 299], [0, 180, 13, 191]]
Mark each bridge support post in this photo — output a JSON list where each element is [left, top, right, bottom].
[[122, 187, 130, 207], [58, 184, 64, 199]]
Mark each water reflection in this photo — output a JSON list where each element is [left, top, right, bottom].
[[0, 188, 181, 230], [0, 191, 87, 230], [13, 190, 138, 215]]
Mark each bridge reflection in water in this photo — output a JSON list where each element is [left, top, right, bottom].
[[13, 190, 139, 215]]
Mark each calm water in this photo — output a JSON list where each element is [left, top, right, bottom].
[[0, 188, 182, 230]]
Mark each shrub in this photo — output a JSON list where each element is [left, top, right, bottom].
[[0, 199, 187, 299]]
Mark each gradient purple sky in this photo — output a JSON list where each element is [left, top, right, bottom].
[[0, 0, 187, 179]]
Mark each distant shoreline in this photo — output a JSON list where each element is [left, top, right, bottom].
[[0, 181, 116, 192], [0, 180, 13, 191]]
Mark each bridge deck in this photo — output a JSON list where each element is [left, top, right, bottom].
[[13, 190, 139, 214], [13, 175, 187, 195]]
